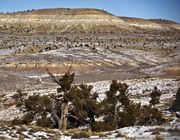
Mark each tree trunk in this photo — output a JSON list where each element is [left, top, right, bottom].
[[60, 102, 69, 132], [51, 109, 61, 129], [113, 104, 118, 128]]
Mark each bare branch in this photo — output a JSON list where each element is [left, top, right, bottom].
[[46, 68, 61, 86]]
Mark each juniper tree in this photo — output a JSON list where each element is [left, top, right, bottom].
[[47, 71, 75, 131], [12, 74, 166, 131], [102, 80, 130, 129], [67, 84, 100, 128], [12, 71, 101, 130], [171, 88, 180, 111], [118, 103, 141, 127], [101, 82, 164, 129], [149, 86, 161, 106], [12, 94, 54, 128], [138, 105, 164, 125], [47, 71, 100, 130], [12, 89, 27, 107]]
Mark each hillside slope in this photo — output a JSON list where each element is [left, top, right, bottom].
[[0, 8, 179, 91], [121, 17, 180, 30], [0, 8, 179, 33], [0, 8, 129, 33]]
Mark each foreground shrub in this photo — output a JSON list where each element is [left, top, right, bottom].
[[91, 122, 113, 132], [118, 103, 164, 127], [116, 132, 125, 138], [138, 105, 165, 125], [12, 112, 34, 125], [21, 112, 35, 124], [36, 116, 54, 128], [149, 87, 161, 106], [118, 104, 141, 127], [12, 89, 27, 107], [12, 95, 54, 126], [12, 117, 22, 125], [153, 135, 164, 140], [71, 131, 90, 139], [171, 88, 180, 111]]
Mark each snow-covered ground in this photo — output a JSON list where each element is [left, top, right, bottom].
[[0, 123, 180, 140], [90, 78, 179, 105]]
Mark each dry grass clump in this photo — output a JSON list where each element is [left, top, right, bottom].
[[50, 134, 61, 140], [91, 121, 113, 132], [125, 137, 136, 140], [66, 129, 107, 139], [71, 131, 90, 139], [91, 131, 107, 138], [0, 93, 6, 98], [116, 132, 125, 138], [151, 128, 165, 135], [153, 135, 164, 140], [18, 135, 25, 140], [0, 136, 13, 140]]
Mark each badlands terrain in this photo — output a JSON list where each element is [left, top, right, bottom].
[[0, 8, 180, 139]]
